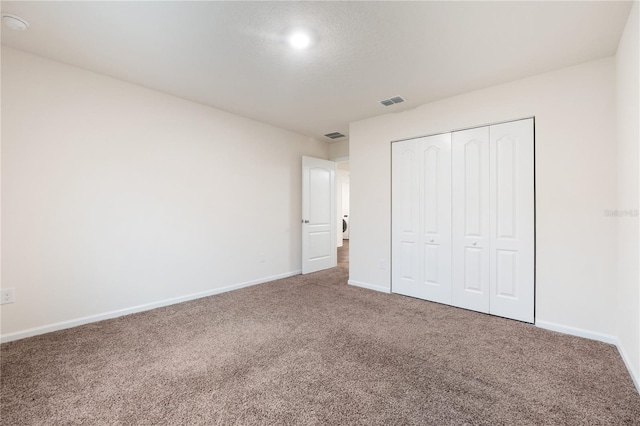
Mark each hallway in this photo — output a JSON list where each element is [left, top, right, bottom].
[[337, 239, 349, 269]]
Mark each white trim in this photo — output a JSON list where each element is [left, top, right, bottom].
[[391, 116, 535, 144], [331, 156, 349, 162], [535, 320, 617, 345], [0, 270, 301, 343], [348, 279, 391, 294], [617, 339, 640, 394]]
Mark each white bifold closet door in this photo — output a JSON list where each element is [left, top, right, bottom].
[[452, 126, 491, 313], [487, 119, 534, 323], [391, 133, 452, 304], [392, 118, 534, 323]]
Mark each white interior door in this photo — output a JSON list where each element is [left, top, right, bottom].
[[302, 156, 336, 274], [392, 133, 452, 303], [452, 126, 491, 313], [489, 119, 535, 322]]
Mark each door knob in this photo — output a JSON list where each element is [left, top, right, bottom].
[[472, 241, 477, 246], [430, 239, 435, 243], [304, 220, 309, 223]]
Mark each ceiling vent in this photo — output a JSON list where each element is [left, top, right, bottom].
[[380, 96, 405, 107], [324, 132, 346, 139]]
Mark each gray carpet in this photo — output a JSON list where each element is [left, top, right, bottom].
[[2, 266, 639, 425]]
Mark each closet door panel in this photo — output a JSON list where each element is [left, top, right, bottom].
[[392, 134, 451, 303], [418, 133, 452, 304], [452, 127, 490, 313], [489, 119, 535, 322], [392, 141, 420, 296]]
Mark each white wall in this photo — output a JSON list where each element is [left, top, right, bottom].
[[349, 57, 618, 339], [1, 47, 328, 339], [329, 140, 349, 160], [616, 2, 640, 388]]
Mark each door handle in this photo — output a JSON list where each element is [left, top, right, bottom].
[[302, 220, 309, 224], [472, 241, 477, 246]]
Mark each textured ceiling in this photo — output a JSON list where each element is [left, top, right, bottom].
[[1, 1, 633, 141]]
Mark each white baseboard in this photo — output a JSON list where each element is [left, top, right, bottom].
[[535, 320, 617, 345], [347, 279, 391, 294], [0, 270, 301, 344], [616, 339, 640, 394]]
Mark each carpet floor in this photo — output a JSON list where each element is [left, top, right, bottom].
[[2, 266, 639, 425]]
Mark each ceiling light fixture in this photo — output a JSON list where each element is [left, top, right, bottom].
[[2, 13, 29, 31], [288, 31, 311, 50]]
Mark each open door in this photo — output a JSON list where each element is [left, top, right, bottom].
[[302, 156, 337, 274]]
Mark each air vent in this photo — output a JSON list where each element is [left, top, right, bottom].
[[380, 96, 406, 107], [324, 132, 346, 139]]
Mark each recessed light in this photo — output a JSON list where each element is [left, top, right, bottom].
[[288, 31, 311, 50], [2, 13, 29, 31]]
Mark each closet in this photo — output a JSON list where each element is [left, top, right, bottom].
[[391, 118, 534, 323]]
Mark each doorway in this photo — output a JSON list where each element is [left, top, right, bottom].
[[336, 161, 350, 267]]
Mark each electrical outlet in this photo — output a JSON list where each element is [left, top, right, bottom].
[[1, 288, 15, 305], [379, 259, 385, 270]]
